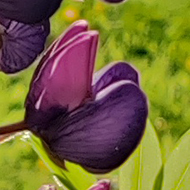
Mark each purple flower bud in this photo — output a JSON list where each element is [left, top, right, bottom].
[[25, 20, 148, 174], [0, 0, 62, 24], [88, 180, 111, 190], [0, 17, 50, 73]]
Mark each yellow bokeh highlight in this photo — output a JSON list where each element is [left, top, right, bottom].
[[185, 57, 190, 72], [11, 84, 26, 102], [95, 2, 105, 12], [61, 6, 80, 22], [38, 159, 48, 171]]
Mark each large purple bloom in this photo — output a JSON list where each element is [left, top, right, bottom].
[[0, 0, 62, 24], [25, 20, 148, 174], [0, 17, 50, 73]]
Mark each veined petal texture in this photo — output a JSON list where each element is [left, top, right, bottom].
[[0, 18, 50, 73]]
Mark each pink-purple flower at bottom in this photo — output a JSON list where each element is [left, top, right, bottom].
[[88, 180, 111, 190], [25, 20, 148, 174], [38, 180, 110, 190]]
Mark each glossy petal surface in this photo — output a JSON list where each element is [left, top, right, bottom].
[[33, 20, 89, 78], [41, 81, 148, 173], [26, 30, 98, 114], [93, 62, 139, 94], [0, 0, 62, 24], [0, 19, 50, 73]]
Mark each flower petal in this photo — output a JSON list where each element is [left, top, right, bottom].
[[26, 30, 98, 115], [0, 18, 50, 73], [51, 20, 89, 56], [103, 0, 126, 3], [88, 180, 111, 190], [39, 184, 57, 190], [93, 62, 139, 94], [34, 20, 89, 78], [41, 81, 148, 174], [0, 0, 62, 24]]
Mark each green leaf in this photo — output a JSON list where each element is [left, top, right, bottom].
[[23, 132, 96, 190], [162, 129, 190, 190], [119, 120, 162, 190], [153, 166, 164, 190]]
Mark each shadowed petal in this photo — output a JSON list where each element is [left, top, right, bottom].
[[41, 81, 148, 173], [93, 62, 139, 94], [0, 0, 62, 24], [26, 31, 98, 114], [0, 19, 50, 73], [103, 0, 126, 3], [51, 20, 89, 56]]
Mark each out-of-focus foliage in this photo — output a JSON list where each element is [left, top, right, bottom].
[[0, 0, 190, 189], [119, 121, 162, 190], [0, 134, 56, 190], [162, 128, 190, 190], [27, 132, 96, 190]]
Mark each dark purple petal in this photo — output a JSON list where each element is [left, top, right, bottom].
[[0, 0, 62, 24], [93, 62, 139, 95], [88, 180, 110, 190], [0, 19, 50, 73], [0, 16, 10, 28], [26, 30, 98, 114], [25, 105, 68, 133], [38, 81, 148, 174], [102, 0, 126, 3]]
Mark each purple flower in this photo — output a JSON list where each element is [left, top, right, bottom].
[[39, 184, 57, 190], [0, 0, 62, 24], [0, 0, 126, 24], [0, 17, 50, 73], [25, 20, 148, 174], [88, 180, 111, 190], [103, 0, 126, 3]]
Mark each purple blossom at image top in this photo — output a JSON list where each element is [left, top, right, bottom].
[[0, 0, 126, 25], [24, 20, 148, 174], [0, 0, 62, 24], [0, 0, 128, 74], [0, 16, 50, 73]]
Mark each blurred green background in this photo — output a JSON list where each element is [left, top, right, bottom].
[[0, 0, 190, 189]]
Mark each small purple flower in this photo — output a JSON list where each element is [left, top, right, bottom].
[[88, 180, 111, 190], [25, 20, 148, 174], [39, 184, 57, 190], [103, 0, 126, 3], [0, 17, 50, 73], [0, 0, 62, 24]]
